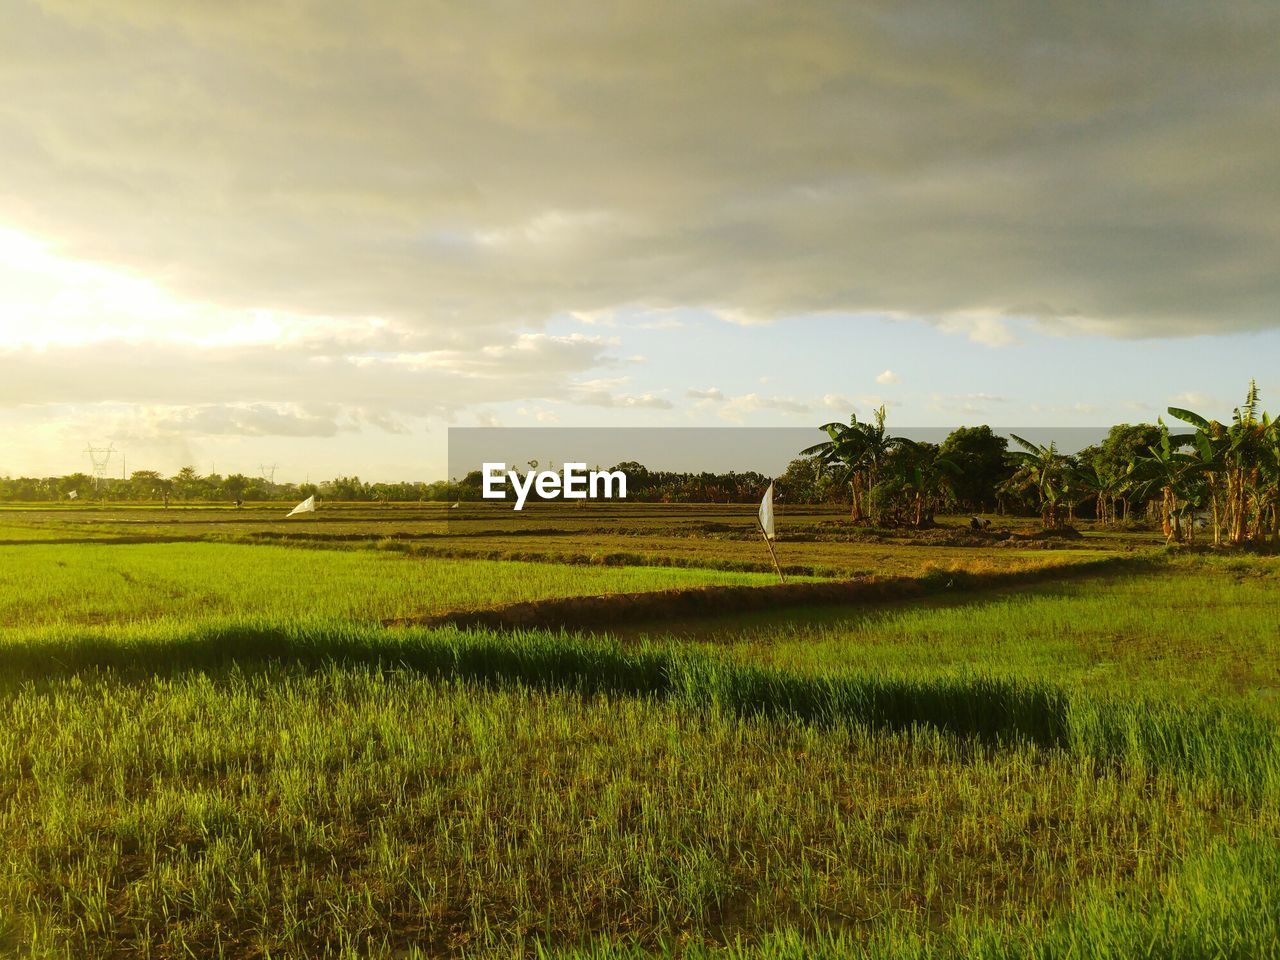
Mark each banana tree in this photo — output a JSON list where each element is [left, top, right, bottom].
[[1129, 423, 1198, 543], [1258, 418, 1280, 547], [802, 414, 871, 520], [1068, 461, 1124, 526], [1168, 381, 1271, 546], [1007, 435, 1070, 529], [802, 406, 913, 522], [904, 447, 961, 528]]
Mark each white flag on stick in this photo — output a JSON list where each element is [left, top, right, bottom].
[[286, 494, 316, 517], [758, 483, 776, 540]]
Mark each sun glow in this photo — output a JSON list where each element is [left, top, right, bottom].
[[0, 226, 383, 351]]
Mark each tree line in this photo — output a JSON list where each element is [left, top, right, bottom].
[[792, 382, 1280, 546], [0, 468, 455, 505]]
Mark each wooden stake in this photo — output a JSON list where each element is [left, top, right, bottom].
[[758, 516, 785, 583]]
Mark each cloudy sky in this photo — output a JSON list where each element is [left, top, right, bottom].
[[2, 1, 1277, 480]]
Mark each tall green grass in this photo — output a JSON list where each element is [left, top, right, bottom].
[[3, 661, 1276, 958], [4, 621, 1278, 804], [687, 554, 1280, 709], [542, 838, 1280, 957]]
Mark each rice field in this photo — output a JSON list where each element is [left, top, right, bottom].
[[0, 543, 793, 636], [641, 555, 1280, 711], [0, 502, 1138, 578], [0, 504, 1276, 958]]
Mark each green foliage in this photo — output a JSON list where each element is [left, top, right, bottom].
[[1162, 381, 1280, 546], [938, 426, 1011, 512], [802, 406, 918, 522]]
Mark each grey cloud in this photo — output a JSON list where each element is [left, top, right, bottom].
[[146, 402, 415, 439], [153, 404, 345, 438], [0, 330, 616, 430], [686, 388, 725, 401], [0, 1, 1275, 340]]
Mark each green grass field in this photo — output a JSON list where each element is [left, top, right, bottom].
[[0, 542, 786, 635], [0, 504, 1276, 958]]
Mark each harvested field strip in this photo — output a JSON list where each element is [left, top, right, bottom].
[[7, 622, 1277, 803], [387, 553, 1163, 630], [0, 534, 204, 547], [377, 541, 842, 576]]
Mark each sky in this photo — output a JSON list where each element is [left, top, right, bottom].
[[1, 1, 1277, 481]]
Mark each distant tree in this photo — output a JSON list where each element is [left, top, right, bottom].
[[325, 476, 369, 501], [59, 472, 95, 499], [902, 443, 960, 527], [1066, 457, 1126, 525], [776, 456, 826, 504], [456, 471, 485, 500], [1091, 424, 1162, 521], [938, 426, 1010, 512], [1166, 382, 1279, 546], [223, 474, 250, 503], [172, 466, 202, 500], [129, 470, 163, 500]]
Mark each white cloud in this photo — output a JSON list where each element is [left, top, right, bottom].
[[570, 389, 673, 409], [686, 387, 725, 401], [1169, 392, 1215, 411], [713, 308, 776, 327], [823, 394, 855, 412], [0, 329, 619, 437], [930, 393, 1013, 415], [931, 314, 1019, 348], [634, 315, 685, 331], [875, 369, 900, 385], [716, 393, 811, 422]]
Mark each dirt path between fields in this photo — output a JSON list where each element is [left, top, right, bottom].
[[384, 553, 1162, 632]]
